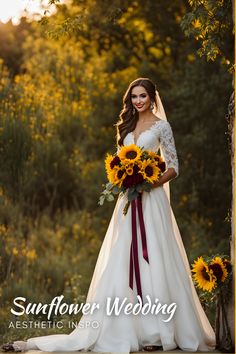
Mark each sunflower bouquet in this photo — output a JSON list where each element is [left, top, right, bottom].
[[191, 254, 232, 293], [98, 144, 166, 214]]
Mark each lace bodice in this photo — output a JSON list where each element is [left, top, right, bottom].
[[123, 120, 179, 176]]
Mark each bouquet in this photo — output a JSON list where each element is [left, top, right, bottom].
[[98, 144, 166, 214]]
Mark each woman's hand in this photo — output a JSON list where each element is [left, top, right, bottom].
[[152, 180, 163, 189], [152, 168, 177, 189]]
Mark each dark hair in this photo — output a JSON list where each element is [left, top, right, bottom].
[[115, 77, 158, 147]]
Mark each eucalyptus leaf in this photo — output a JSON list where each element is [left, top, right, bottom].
[[129, 186, 135, 193], [106, 182, 113, 191], [136, 184, 143, 193], [143, 184, 152, 192], [98, 195, 105, 205], [106, 193, 115, 202], [112, 186, 121, 194], [127, 188, 139, 202]]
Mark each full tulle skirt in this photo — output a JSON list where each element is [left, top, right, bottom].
[[24, 186, 216, 353]]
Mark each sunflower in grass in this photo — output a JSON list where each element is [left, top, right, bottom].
[[192, 256, 216, 292], [209, 256, 228, 283], [118, 144, 142, 163], [139, 159, 160, 184]]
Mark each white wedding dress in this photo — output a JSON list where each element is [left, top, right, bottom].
[[14, 120, 216, 353]]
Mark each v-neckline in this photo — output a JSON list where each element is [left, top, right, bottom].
[[132, 119, 163, 145]]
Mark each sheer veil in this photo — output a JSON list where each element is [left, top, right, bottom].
[[152, 90, 170, 202], [152, 90, 216, 344]]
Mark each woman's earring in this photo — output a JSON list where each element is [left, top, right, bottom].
[[150, 101, 154, 111], [132, 107, 136, 115]]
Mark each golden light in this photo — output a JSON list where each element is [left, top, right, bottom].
[[0, 0, 54, 24]]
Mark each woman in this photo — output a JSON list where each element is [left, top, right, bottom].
[[2, 78, 216, 353]]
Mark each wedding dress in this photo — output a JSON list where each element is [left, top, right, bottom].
[[12, 119, 216, 353]]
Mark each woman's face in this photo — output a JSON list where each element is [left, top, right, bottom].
[[131, 85, 151, 113]]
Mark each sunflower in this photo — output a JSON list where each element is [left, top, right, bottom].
[[148, 151, 161, 161], [108, 166, 126, 188], [125, 162, 135, 176], [209, 256, 228, 283], [191, 256, 216, 292], [139, 159, 160, 184], [105, 154, 121, 173], [223, 259, 232, 274], [147, 151, 166, 172], [110, 155, 121, 169], [105, 154, 114, 173], [118, 144, 142, 163], [106, 166, 118, 184]]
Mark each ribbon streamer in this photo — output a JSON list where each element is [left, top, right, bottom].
[[129, 193, 149, 301]]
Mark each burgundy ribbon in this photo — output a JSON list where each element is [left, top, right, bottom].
[[129, 193, 149, 301]]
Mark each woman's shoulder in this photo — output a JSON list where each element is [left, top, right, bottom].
[[152, 120, 175, 141], [152, 118, 170, 130], [155, 119, 172, 128], [153, 115, 169, 124]]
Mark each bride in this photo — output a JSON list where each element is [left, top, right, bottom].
[[2, 78, 216, 353]]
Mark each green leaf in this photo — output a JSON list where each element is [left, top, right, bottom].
[[98, 195, 105, 206], [128, 186, 136, 194], [106, 194, 115, 202], [103, 189, 111, 195], [106, 182, 113, 190], [127, 188, 139, 202], [112, 186, 121, 194], [136, 184, 143, 193]]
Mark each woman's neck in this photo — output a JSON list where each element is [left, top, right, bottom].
[[138, 110, 155, 122]]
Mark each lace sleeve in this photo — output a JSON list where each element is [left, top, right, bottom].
[[160, 121, 179, 176]]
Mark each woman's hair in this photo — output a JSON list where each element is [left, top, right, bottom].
[[115, 77, 158, 147]]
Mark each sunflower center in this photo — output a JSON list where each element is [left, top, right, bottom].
[[110, 156, 120, 169], [201, 267, 211, 281], [145, 166, 153, 177], [209, 264, 223, 281], [126, 151, 137, 159], [117, 170, 124, 179]]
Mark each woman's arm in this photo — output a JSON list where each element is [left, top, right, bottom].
[[153, 121, 179, 188], [152, 167, 177, 188]]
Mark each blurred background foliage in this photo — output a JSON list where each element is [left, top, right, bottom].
[[0, 0, 233, 341]]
